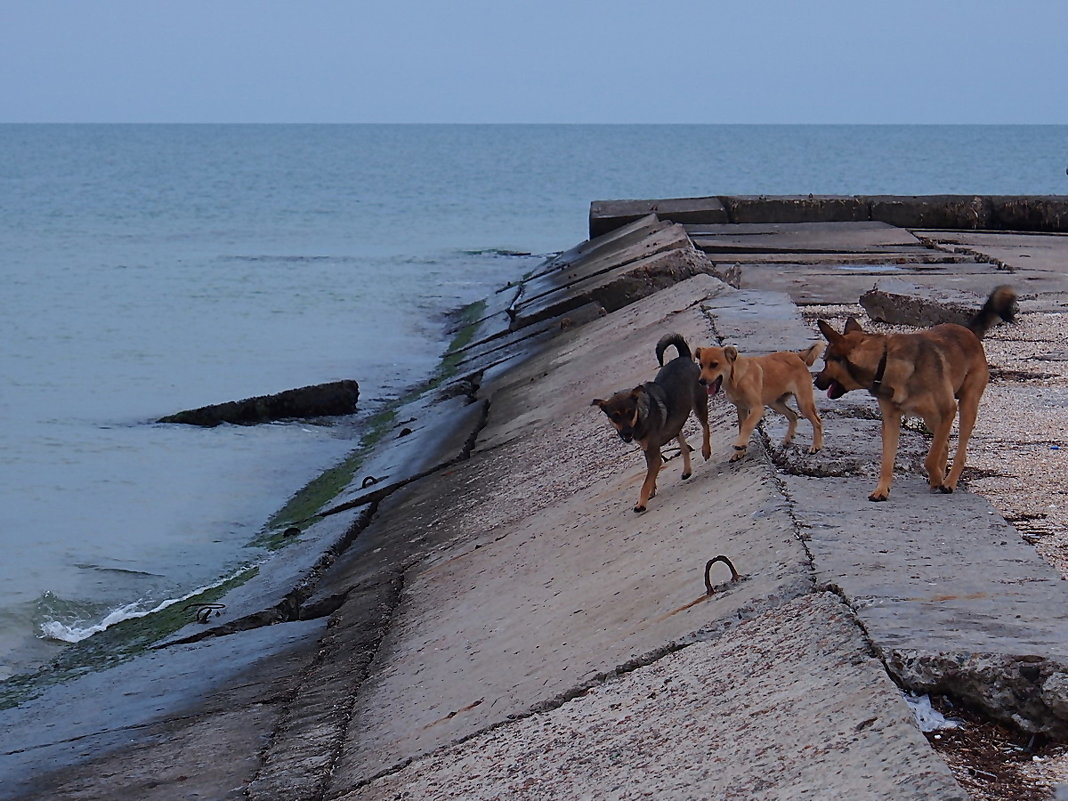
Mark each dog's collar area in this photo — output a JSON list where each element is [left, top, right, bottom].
[[868, 345, 889, 398], [841, 344, 889, 398]]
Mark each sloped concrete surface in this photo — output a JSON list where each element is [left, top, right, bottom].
[[8, 202, 1068, 800], [347, 594, 965, 801]]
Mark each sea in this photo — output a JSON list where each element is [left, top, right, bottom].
[[2, 123, 1066, 681]]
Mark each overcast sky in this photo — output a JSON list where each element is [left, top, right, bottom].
[[3, 1, 1067, 124]]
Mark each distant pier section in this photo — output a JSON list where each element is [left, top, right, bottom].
[[590, 194, 1068, 238]]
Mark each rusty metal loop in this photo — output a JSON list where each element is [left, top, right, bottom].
[[704, 555, 740, 595], [183, 602, 226, 624], [361, 475, 379, 488]]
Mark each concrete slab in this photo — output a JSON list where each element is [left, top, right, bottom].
[[698, 250, 969, 265], [512, 245, 715, 330], [345, 594, 966, 801], [723, 194, 871, 224], [551, 213, 665, 273], [160, 505, 367, 645], [589, 197, 727, 238], [686, 220, 924, 253], [322, 393, 486, 513], [720, 263, 1067, 306], [518, 221, 689, 306], [922, 230, 1068, 274], [785, 474, 1068, 736]]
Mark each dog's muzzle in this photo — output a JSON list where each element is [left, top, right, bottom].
[[814, 373, 845, 399], [619, 429, 634, 443]]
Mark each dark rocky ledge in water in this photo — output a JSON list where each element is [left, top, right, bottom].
[[157, 379, 359, 427]]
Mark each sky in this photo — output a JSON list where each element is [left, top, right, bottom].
[[3, 0, 1067, 124]]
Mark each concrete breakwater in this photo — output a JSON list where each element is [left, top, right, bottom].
[[3, 197, 1068, 799]]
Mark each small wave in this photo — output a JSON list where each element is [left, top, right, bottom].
[[40, 602, 144, 643], [220, 254, 360, 264], [36, 571, 251, 645], [459, 248, 535, 258]]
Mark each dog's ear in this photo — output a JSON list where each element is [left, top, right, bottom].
[[724, 346, 739, 362], [816, 319, 841, 343], [694, 347, 703, 360], [844, 317, 865, 334]]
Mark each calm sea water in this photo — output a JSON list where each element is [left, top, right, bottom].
[[2, 124, 1066, 679]]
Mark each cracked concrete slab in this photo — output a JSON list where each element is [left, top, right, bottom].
[[343, 593, 966, 801], [784, 473, 1068, 736]]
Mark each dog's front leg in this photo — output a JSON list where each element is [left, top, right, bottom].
[[635, 447, 662, 513], [677, 432, 694, 480], [731, 406, 764, 462], [871, 404, 902, 501]]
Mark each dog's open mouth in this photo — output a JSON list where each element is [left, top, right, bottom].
[[705, 376, 722, 397], [826, 380, 845, 400]]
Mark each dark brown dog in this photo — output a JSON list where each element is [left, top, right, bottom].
[[814, 286, 1016, 501], [695, 343, 824, 461], [592, 333, 711, 512]]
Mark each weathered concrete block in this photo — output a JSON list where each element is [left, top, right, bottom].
[[859, 278, 984, 327], [989, 195, 1068, 232], [723, 195, 869, 224], [511, 246, 717, 330], [159, 380, 359, 426], [867, 195, 991, 230], [589, 196, 727, 238]]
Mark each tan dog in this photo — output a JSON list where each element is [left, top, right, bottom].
[[592, 333, 711, 513], [695, 343, 824, 461], [814, 286, 1016, 502]]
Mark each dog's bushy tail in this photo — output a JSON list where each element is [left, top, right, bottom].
[[797, 342, 824, 366], [656, 333, 691, 365], [967, 285, 1017, 339]]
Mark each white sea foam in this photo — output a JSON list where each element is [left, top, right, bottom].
[[37, 572, 251, 644]]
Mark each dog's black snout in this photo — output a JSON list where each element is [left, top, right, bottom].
[[813, 373, 829, 390], [619, 430, 634, 443], [698, 377, 707, 386]]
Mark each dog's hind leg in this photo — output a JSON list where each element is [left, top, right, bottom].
[[793, 384, 824, 453], [945, 384, 984, 492], [923, 395, 959, 492], [769, 397, 799, 445], [635, 447, 663, 513]]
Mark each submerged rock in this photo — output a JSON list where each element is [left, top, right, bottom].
[[159, 380, 359, 427]]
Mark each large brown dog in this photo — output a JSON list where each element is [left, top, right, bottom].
[[592, 333, 711, 513], [695, 343, 824, 461], [814, 286, 1016, 502]]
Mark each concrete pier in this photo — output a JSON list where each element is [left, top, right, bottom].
[[3, 196, 1068, 800]]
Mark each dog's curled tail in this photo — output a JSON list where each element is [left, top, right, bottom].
[[656, 332, 691, 366], [797, 342, 824, 366], [967, 285, 1017, 339]]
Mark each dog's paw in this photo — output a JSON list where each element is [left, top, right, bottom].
[[633, 504, 647, 513], [681, 471, 691, 480], [807, 445, 822, 455], [729, 449, 746, 463], [936, 484, 954, 494], [868, 491, 889, 502], [702, 445, 711, 461]]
